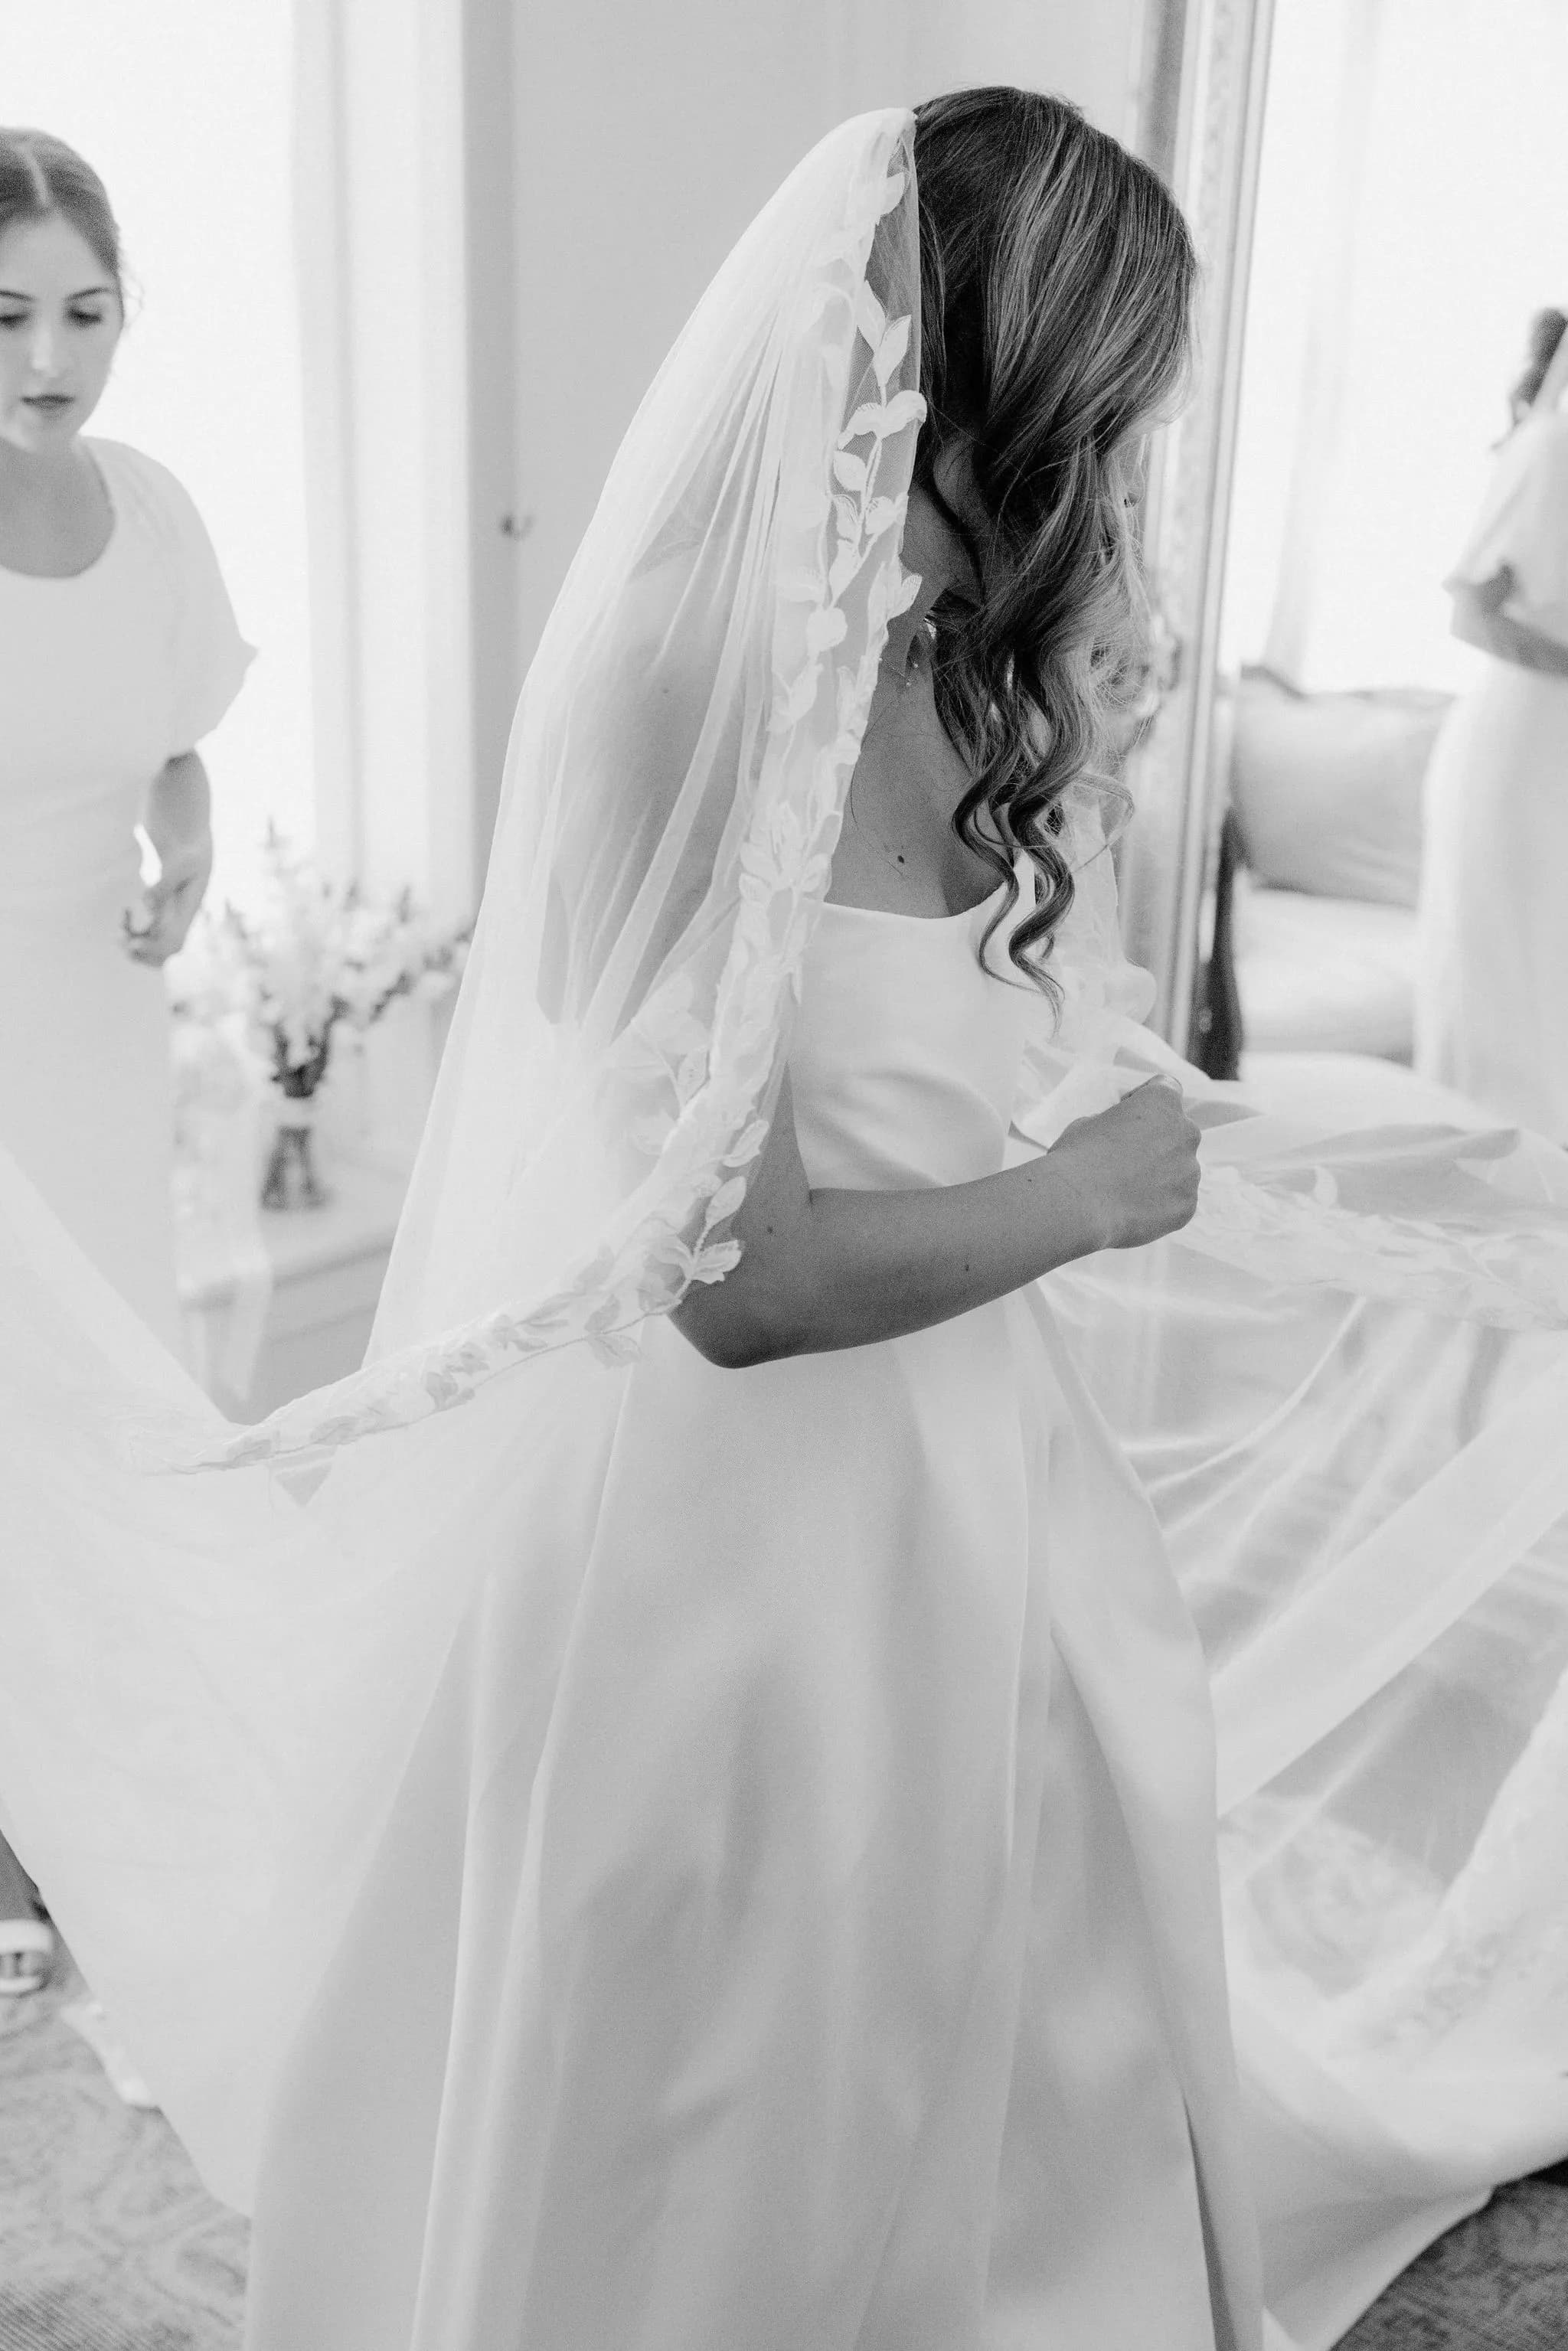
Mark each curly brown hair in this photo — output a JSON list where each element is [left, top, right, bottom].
[[912, 87, 1197, 988]]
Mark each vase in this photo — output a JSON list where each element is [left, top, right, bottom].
[[261, 1101, 330, 1211]]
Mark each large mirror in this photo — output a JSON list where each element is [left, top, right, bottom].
[[1120, 0, 1276, 1049], [1133, 0, 1568, 1124]]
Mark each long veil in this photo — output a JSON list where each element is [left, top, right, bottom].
[[2, 105, 1568, 2346], [0, 106, 932, 2207]]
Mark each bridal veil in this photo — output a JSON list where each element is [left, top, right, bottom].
[[1, 108, 1567, 2348]]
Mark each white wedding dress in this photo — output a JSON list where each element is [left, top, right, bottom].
[[7, 109, 1568, 2351], [0, 438, 252, 1349], [240, 890, 1258, 2351], [1416, 407, 1568, 1136]]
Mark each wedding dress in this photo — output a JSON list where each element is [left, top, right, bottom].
[[1047, 1091, 1568, 2346], [239, 887, 1257, 2350], [0, 439, 252, 1348], [4, 109, 1568, 2351], [1415, 406, 1568, 1137]]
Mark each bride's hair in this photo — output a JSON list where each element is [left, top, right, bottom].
[[1509, 307, 1567, 425], [0, 129, 123, 307], [912, 87, 1197, 988]]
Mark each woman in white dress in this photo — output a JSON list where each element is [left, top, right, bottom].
[[1416, 309, 1568, 1132], [0, 129, 250, 1993], [0, 95, 1262, 2346], [5, 95, 1568, 2351], [240, 94, 1264, 2350]]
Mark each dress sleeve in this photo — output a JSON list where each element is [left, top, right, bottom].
[[159, 471, 256, 756], [1446, 415, 1568, 646]]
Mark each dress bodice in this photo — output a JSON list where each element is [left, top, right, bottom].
[[789, 890, 1035, 1191], [0, 442, 250, 1344], [0, 439, 251, 926]]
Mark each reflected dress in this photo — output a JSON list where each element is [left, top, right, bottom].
[[1416, 409, 1568, 1137], [0, 436, 252, 1348], [242, 890, 1262, 2351]]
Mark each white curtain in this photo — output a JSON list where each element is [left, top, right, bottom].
[[290, 0, 475, 925]]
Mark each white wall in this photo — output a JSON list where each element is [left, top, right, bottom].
[[495, 0, 1144, 840], [7, 0, 315, 893]]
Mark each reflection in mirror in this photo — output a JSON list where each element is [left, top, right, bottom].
[[1117, 0, 1275, 1053], [1200, 0, 1568, 1125]]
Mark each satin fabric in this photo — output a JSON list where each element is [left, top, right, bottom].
[[1046, 1049, 1568, 2346], [239, 893, 1260, 2351], [1416, 658, 1568, 1138], [1416, 407, 1568, 1135]]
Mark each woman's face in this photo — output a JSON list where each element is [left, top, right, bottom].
[[0, 213, 122, 456]]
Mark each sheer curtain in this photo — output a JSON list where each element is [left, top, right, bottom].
[[1224, 0, 1568, 693]]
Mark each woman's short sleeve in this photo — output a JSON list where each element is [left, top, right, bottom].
[[160, 469, 256, 754], [97, 442, 257, 756], [1447, 413, 1568, 645]]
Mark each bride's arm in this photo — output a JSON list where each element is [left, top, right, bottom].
[[1450, 567, 1568, 678], [672, 1071, 1200, 1368]]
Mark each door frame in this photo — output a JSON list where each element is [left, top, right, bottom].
[[1119, 0, 1278, 1048]]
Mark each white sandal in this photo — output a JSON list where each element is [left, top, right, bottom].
[[0, 1915, 54, 1997]]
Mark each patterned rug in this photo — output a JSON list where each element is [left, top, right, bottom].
[[1341, 2173, 1568, 2351], [2, 1956, 1566, 2349], [0, 1959, 244, 2351]]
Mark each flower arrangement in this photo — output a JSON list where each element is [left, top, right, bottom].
[[169, 826, 470, 1209]]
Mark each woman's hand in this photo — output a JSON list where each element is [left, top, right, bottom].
[[1450, 570, 1568, 678], [1044, 1079, 1204, 1252], [124, 750, 214, 967], [123, 831, 213, 965]]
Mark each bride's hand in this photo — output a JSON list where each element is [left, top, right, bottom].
[[1047, 1078, 1203, 1252]]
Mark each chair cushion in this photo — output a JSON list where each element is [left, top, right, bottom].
[[1230, 671, 1449, 909], [1234, 878, 1417, 1060]]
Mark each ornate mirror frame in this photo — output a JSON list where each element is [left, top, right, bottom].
[[1120, 0, 1278, 1047]]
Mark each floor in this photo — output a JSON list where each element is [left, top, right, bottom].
[[1342, 2176, 1568, 2351], [2, 1959, 1566, 2351], [0, 1960, 245, 2351]]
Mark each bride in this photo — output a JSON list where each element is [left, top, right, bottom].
[[5, 90, 1568, 2351], [1416, 309, 1568, 1135]]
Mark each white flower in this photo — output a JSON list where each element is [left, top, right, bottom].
[[168, 828, 470, 1094]]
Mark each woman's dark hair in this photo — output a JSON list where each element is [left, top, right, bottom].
[[911, 87, 1197, 989], [0, 128, 123, 305], [1510, 307, 1566, 425]]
